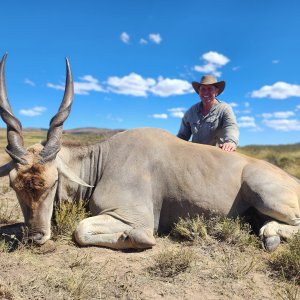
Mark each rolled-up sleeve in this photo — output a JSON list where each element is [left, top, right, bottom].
[[177, 114, 192, 141], [222, 106, 239, 145]]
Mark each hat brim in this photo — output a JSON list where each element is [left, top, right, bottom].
[[192, 80, 225, 96]]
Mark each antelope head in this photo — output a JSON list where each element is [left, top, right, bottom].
[[0, 54, 91, 244]]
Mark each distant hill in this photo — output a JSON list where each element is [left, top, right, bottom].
[[1, 127, 124, 136], [62, 127, 124, 135]]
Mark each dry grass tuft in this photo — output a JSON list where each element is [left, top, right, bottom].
[[171, 215, 259, 250], [68, 253, 91, 270], [45, 267, 99, 300], [212, 217, 259, 249], [219, 249, 259, 279], [0, 239, 9, 253], [52, 200, 90, 241], [0, 226, 32, 253], [270, 232, 300, 284], [0, 199, 19, 224], [171, 215, 208, 242], [148, 248, 196, 278], [276, 279, 300, 300], [0, 282, 18, 300]]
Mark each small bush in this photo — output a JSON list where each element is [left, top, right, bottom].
[[270, 232, 300, 284], [212, 217, 259, 249], [52, 200, 89, 240], [171, 215, 208, 242], [148, 248, 196, 278]]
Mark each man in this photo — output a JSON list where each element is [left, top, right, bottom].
[[177, 75, 239, 152]]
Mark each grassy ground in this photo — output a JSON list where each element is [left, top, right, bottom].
[[0, 128, 106, 150], [238, 143, 300, 179]]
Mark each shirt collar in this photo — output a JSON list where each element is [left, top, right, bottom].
[[197, 98, 221, 114]]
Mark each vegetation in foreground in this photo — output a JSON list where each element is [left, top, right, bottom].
[[52, 200, 90, 242], [270, 232, 300, 284], [1, 200, 299, 298]]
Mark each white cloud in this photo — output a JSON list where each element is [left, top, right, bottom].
[[234, 102, 251, 115], [272, 59, 280, 64], [47, 82, 65, 91], [296, 105, 300, 111], [19, 106, 47, 117], [75, 76, 104, 95], [48, 75, 104, 95], [202, 51, 230, 65], [151, 113, 168, 119], [149, 33, 162, 44], [120, 32, 130, 44], [237, 116, 257, 128], [106, 73, 192, 97], [106, 73, 156, 97], [228, 102, 238, 108], [194, 51, 230, 77], [232, 66, 240, 71], [151, 77, 193, 97], [262, 111, 295, 119], [106, 114, 123, 122], [24, 78, 35, 86], [251, 82, 300, 99], [48, 73, 193, 98], [263, 119, 300, 131], [139, 38, 148, 45], [194, 63, 221, 77], [168, 107, 186, 118]]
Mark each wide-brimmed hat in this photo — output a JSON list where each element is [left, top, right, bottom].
[[192, 75, 225, 96]]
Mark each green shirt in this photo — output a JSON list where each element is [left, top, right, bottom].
[[177, 100, 239, 146]]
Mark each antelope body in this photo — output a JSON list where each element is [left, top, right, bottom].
[[1, 54, 300, 251]]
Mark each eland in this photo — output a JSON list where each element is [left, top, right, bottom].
[[0, 54, 300, 251]]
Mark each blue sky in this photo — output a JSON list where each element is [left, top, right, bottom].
[[1, 0, 300, 146]]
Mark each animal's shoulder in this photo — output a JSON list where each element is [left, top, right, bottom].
[[108, 128, 175, 144]]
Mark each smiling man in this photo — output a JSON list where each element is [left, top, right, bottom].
[[177, 75, 239, 152]]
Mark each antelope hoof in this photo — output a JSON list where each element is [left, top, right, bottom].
[[264, 236, 280, 252]]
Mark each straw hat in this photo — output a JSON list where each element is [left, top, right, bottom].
[[192, 75, 225, 96]]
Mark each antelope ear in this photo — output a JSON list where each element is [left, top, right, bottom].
[[56, 156, 93, 188], [0, 161, 15, 177]]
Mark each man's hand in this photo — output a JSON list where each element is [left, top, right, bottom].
[[219, 142, 236, 152]]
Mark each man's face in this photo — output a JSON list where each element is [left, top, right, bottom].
[[198, 85, 218, 104]]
